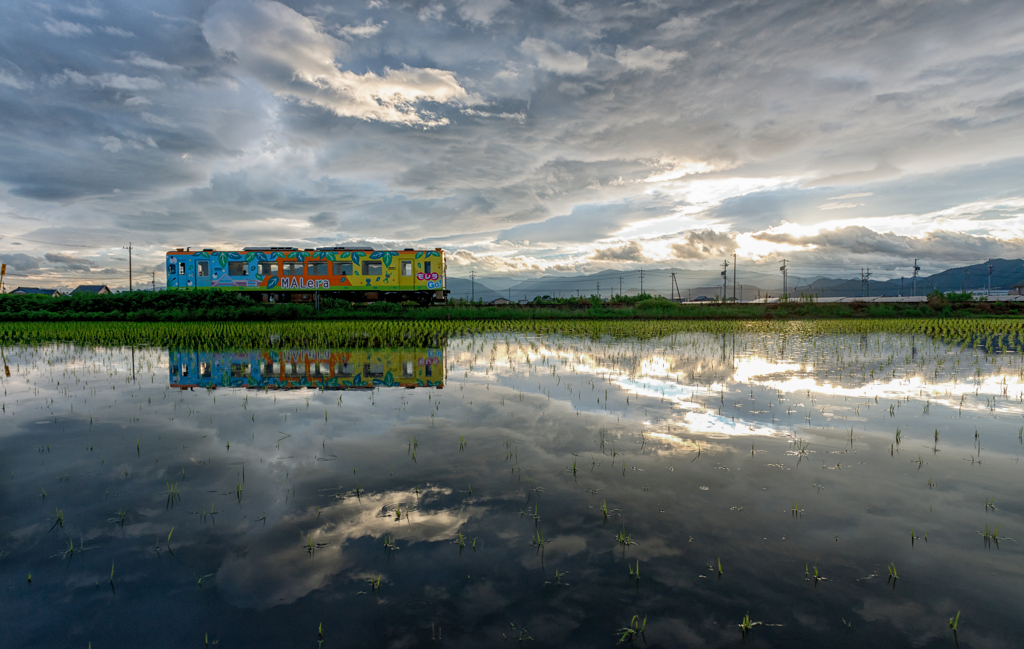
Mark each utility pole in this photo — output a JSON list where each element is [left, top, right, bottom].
[[619, 276, 623, 297], [151, 272, 156, 292], [912, 258, 920, 297], [597, 281, 600, 297], [779, 259, 788, 300], [721, 259, 729, 302], [671, 272, 681, 302], [123, 242, 133, 292], [732, 253, 737, 302], [639, 268, 644, 295], [988, 264, 993, 296], [470, 269, 475, 302]]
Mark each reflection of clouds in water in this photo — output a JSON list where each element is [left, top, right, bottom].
[[217, 486, 481, 609], [616, 375, 787, 438]]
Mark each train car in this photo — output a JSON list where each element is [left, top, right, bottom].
[[169, 347, 444, 390], [165, 246, 448, 304]]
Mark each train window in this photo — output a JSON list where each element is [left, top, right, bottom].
[[333, 262, 353, 276], [401, 261, 412, 276], [282, 262, 301, 276], [425, 363, 432, 377], [230, 363, 250, 378], [168, 263, 177, 275], [179, 263, 185, 275], [258, 262, 275, 275], [364, 362, 384, 378], [228, 261, 248, 276], [335, 362, 355, 376], [197, 261, 209, 277], [200, 362, 211, 378], [424, 261, 432, 274], [363, 261, 382, 276], [181, 364, 189, 377], [308, 262, 328, 276], [403, 361, 414, 377]]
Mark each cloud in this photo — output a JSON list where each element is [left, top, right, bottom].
[[202, 0, 473, 126], [0, 59, 30, 89], [102, 26, 135, 37], [818, 202, 862, 210], [43, 19, 92, 36], [519, 38, 588, 74], [614, 46, 687, 71], [752, 226, 1024, 263], [66, 3, 104, 18], [418, 3, 445, 22], [670, 230, 738, 260], [0, 253, 42, 273], [335, 19, 385, 39], [455, 0, 511, 26], [126, 53, 183, 71], [45, 252, 94, 271], [56, 69, 164, 91], [591, 241, 645, 262]]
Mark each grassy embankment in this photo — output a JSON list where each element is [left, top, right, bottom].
[[1, 290, 1021, 323]]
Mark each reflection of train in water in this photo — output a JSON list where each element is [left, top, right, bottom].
[[169, 348, 444, 390]]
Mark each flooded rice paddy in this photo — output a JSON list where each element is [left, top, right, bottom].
[[1, 326, 1022, 648]]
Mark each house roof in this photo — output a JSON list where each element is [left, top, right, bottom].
[[72, 285, 111, 294], [11, 287, 62, 296]]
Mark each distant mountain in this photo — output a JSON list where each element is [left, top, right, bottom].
[[792, 259, 1024, 297], [451, 259, 1024, 301], [446, 278, 504, 302]]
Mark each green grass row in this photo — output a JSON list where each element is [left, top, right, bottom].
[[3, 318, 1024, 349]]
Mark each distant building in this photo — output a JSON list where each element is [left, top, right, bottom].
[[72, 285, 113, 295], [491, 297, 510, 306], [10, 287, 62, 297], [1011, 283, 1024, 296]]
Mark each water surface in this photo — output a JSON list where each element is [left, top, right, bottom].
[[1, 330, 1021, 648]]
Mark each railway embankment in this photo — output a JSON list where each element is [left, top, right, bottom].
[[2, 290, 1022, 322]]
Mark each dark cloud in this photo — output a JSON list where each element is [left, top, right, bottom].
[[591, 241, 644, 262], [45, 252, 94, 271], [754, 227, 1024, 265], [0, 0, 1022, 282], [670, 230, 737, 260], [0, 252, 42, 273]]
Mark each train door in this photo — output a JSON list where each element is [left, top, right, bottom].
[[399, 253, 414, 294], [195, 259, 212, 288]]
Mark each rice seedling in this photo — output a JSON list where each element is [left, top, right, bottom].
[[616, 615, 646, 645], [887, 563, 898, 588], [503, 623, 534, 642], [318, 622, 324, 649]]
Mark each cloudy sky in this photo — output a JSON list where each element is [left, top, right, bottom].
[[1, 0, 1023, 289]]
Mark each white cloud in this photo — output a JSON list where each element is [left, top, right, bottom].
[[99, 136, 123, 152], [335, 19, 385, 39], [124, 96, 151, 105], [818, 202, 862, 210], [126, 53, 182, 70], [418, 3, 445, 21], [615, 45, 688, 71], [519, 38, 588, 74], [455, 0, 511, 26], [43, 19, 92, 36], [202, 0, 473, 127], [58, 69, 164, 91], [830, 192, 873, 200], [66, 3, 104, 18], [102, 26, 135, 37], [0, 59, 30, 89]]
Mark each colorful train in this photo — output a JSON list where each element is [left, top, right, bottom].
[[165, 246, 448, 304], [169, 347, 444, 390]]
